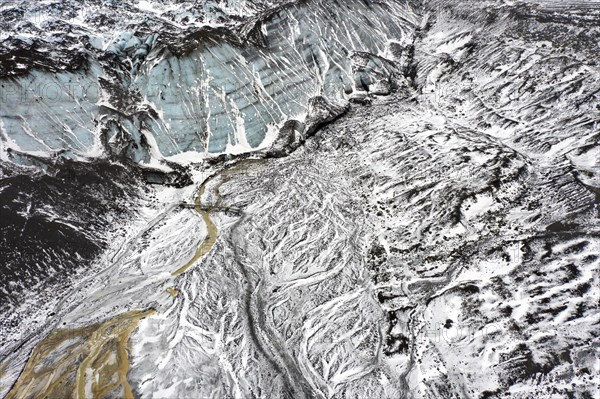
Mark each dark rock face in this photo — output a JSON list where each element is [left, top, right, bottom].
[[267, 96, 349, 157], [0, 160, 139, 311], [0, 37, 89, 78], [267, 119, 304, 157], [304, 96, 350, 137], [350, 51, 407, 95]]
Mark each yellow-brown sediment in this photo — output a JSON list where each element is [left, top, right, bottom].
[[4, 160, 265, 398], [5, 309, 154, 399], [172, 159, 265, 276], [0, 362, 8, 393]]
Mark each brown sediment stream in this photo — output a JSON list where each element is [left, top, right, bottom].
[[4, 309, 154, 399], [0, 363, 7, 393], [3, 159, 265, 398], [171, 169, 219, 276], [172, 158, 265, 276]]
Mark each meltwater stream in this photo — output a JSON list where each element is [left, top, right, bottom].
[[2, 157, 267, 398], [173, 159, 266, 277], [5, 310, 156, 399]]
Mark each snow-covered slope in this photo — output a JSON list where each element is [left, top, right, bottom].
[[0, 0, 598, 398]]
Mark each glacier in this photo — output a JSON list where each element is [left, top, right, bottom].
[[0, 0, 420, 164]]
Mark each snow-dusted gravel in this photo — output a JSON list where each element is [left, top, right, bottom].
[[1, 0, 599, 398]]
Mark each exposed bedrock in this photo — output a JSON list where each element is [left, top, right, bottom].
[[267, 96, 350, 157]]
